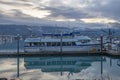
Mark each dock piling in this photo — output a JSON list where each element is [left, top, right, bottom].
[[100, 35, 103, 54], [100, 35, 103, 75]]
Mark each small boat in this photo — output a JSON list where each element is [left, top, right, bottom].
[[24, 33, 101, 53]]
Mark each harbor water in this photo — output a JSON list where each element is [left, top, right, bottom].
[[0, 56, 120, 80]]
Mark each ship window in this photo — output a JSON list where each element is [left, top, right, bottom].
[[47, 42, 51, 46], [31, 42, 35, 46], [51, 42, 56, 46], [79, 39, 90, 43], [71, 42, 76, 46], [25, 43, 31, 46], [46, 42, 61, 46], [63, 42, 66, 46], [67, 42, 70, 46], [46, 42, 76, 46], [63, 42, 72, 46], [56, 42, 60, 46], [27, 42, 32, 46], [40, 42, 45, 46], [42, 42, 45, 46], [67, 42, 72, 46], [33, 42, 39, 46]]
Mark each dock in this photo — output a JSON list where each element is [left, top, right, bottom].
[[107, 50, 120, 56], [0, 51, 119, 58]]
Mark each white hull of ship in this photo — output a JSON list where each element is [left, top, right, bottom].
[[24, 45, 100, 53]]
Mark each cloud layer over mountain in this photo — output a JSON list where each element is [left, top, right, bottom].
[[0, 0, 120, 27]]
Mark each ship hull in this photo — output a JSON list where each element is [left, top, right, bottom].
[[24, 44, 101, 53]]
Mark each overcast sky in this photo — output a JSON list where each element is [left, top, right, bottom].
[[0, 0, 120, 27]]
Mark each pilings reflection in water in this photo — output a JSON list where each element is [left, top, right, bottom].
[[23, 56, 105, 78], [100, 35, 104, 79], [17, 34, 20, 78], [13, 54, 120, 80]]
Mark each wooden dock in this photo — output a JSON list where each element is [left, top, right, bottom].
[[0, 51, 106, 57], [0, 51, 119, 57], [0, 51, 100, 57], [107, 50, 120, 56]]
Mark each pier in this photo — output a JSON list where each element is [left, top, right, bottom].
[[0, 51, 119, 58]]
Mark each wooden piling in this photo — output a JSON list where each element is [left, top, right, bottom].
[[100, 35, 103, 54]]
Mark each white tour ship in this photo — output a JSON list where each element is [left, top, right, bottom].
[[24, 33, 101, 53]]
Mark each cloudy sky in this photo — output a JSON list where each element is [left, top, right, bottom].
[[0, 0, 120, 27]]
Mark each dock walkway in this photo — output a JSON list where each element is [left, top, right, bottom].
[[107, 50, 120, 56], [0, 51, 119, 57]]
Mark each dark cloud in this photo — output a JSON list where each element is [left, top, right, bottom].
[[40, 6, 94, 19], [0, 9, 34, 19], [0, 9, 42, 24], [0, 0, 32, 6], [0, 10, 4, 17], [11, 9, 31, 18], [34, 0, 120, 21], [0, 0, 120, 26], [86, 0, 120, 20]]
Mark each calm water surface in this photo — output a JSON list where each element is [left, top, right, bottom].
[[0, 56, 120, 80]]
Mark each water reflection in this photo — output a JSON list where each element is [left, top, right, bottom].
[[24, 56, 105, 74], [0, 56, 120, 80]]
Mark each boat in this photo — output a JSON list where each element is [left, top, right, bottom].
[[24, 33, 101, 53]]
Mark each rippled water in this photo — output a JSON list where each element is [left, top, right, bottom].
[[0, 56, 120, 80]]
